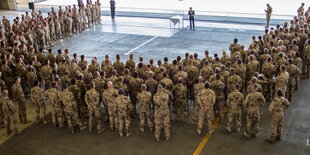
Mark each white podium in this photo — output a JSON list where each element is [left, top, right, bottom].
[[170, 15, 184, 29]]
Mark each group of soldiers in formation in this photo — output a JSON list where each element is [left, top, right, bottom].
[[0, 4, 310, 143], [0, 2, 102, 52]]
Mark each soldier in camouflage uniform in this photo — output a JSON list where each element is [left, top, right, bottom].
[[113, 55, 125, 75], [40, 60, 54, 89], [172, 77, 189, 122], [197, 82, 216, 134], [243, 84, 266, 138], [144, 72, 158, 96], [102, 81, 118, 131], [193, 76, 205, 121], [45, 82, 64, 128], [25, 66, 37, 95], [137, 84, 153, 132], [286, 59, 301, 101], [129, 72, 143, 116], [30, 81, 49, 124], [68, 79, 83, 118], [1, 90, 20, 135], [266, 90, 290, 143], [116, 89, 133, 137], [184, 60, 199, 100], [261, 57, 276, 101], [12, 77, 30, 124], [226, 84, 244, 133], [304, 41, 310, 78], [274, 65, 289, 97], [211, 74, 225, 121], [85, 82, 105, 133], [153, 85, 171, 141], [60, 84, 87, 134]]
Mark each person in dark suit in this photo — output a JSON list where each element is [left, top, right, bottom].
[[188, 7, 195, 30], [110, 0, 116, 20]]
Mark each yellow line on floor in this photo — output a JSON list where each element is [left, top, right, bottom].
[[193, 107, 228, 155], [193, 118, 221, 155]]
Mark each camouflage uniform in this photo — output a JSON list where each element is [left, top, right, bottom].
[[211, 79, 225, 120], [274, 71, 289, 96], [85, 88, 104, 133], [45, 87, 64, 127], [172, 83, 189, 122], [193, 82, 204, 121], [243, 92, 266, 137], [267, 96, 290, 141], [60, 89, 85, 133], [40, 64, 53, 89], [137, 91, 153, 131], [116, 95, 133, 137], [153, 91, 171, 141], [226, 90, 244, 132], [129, 77, 143, 113], [12, 83, 28, 123], [1, 96, 18, 135], [261, 62, 275, 101], [102, 88, 118, 130], [145, 77, 158, 95], [30, 86, 48, 124], [184, 65, 199, 99], [286, 64, 301, 101], [197, 88, 216, 134]]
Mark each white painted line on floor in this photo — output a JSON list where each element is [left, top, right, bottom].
[[306, 139, 310, 146], [124, 36, 158, 55]]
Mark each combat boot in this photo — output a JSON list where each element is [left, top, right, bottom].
[[165, 136, 171, 141], [126, 131, 133, 137], [70, 128, 75, 134], [43, 120, 51, 125], [98, 128, 105, 134], [236, 127, 241, 132], [80, 125, 87, 131], [266, 137, 276, 143], [243, 132, 250, 138], [196, 128, 202, 135], [226, 127, 231, 133], [140, 127, 144, 133]]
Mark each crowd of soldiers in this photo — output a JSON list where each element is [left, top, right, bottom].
[[0, 2, 101, 52], [0, 3, 310, 142]]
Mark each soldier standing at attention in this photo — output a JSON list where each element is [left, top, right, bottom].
[[243, 84, 266, 138], [172, 77, 189, 122], [102, 81, 118, 131], [12, 77, 31, 124], [60, 84, 87, 134], [197, 82, 216, 135], [85, 82, 105, 133], [265, 4, 273, 28], [110, 0, 116, 20], [137, 84, 153, 132], [1, 90, 20, 135], [116, 89, 133, 137], [188, 7, 195, 30], [153, 85, 171, 141], [45, 82, 64, 128], [226, 84, 244, 133], [30, 81, 50, 125], [266, 89, 290, 143]]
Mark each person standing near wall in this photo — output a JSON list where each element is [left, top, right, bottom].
[[110, 0, 116, 20], [188, 7, 195, 30]]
